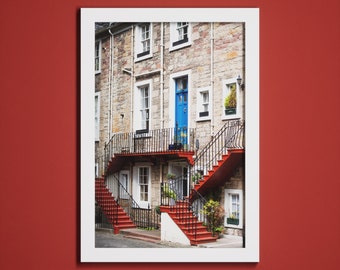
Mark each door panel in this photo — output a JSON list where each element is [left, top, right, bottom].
[[175, 77, 188, 146]]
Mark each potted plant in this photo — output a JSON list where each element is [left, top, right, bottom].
[[166, 173, 176, 180], [155, 205, 161, 215], [201, 199, 225, 237], [191, 172, 202, 184], [224, 84, 237, 115], [162, 183, 177, 201]]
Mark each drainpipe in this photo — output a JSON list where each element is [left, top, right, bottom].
[[130, 26, 134, 133], [210, 23, 215, 137], [160, 22, 164, 129], [108, 27, 114, 142], [242, 22, 246, 121]]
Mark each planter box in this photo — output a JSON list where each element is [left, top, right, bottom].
[[227, 218, 239, 225], [199, 111, 209, 117], [168, 143, 182, 150], [225, 108, 236, 115]]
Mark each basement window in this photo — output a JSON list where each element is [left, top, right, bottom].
[[224, 189, 243, 228]]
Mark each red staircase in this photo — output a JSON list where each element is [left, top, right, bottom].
[[95, 178, 136, 234], [192, 149, 244, 198], [160, 201, 218, 245]]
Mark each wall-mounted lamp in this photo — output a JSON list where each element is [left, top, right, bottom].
[[237, 75, 245, 90]]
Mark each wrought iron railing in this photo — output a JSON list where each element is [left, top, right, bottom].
[[190, 119, 244, 184], [104, 127, 195, 164], [105, 174, 160, 229], [95, 201, 114, 230], [160, 176, 209, 241]]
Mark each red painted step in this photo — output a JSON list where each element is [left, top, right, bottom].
[[160, 204, 217, 245], [95, 178, 136, 234]]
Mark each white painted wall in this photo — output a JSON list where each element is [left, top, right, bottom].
[[160, 212, 191, 246]]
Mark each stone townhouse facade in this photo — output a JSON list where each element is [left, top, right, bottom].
[[95, 22, 245, 237]]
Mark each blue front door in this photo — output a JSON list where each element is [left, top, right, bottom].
[[175, 77, 188, 146]]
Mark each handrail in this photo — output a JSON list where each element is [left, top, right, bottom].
[[160, 176, 210, 240], [104, 127, 195, 162], [190, 119, 244, 184], [112, 174, 160, 229]]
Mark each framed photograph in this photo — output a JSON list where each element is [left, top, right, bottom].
[[81, 8, 259, 262]]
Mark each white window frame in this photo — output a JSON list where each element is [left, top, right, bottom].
[[224, 189, 243, 229], [222, 78, 241, 120], [95, 162, 99, 178], [134, 79, 152, 134], [169, 22, 192, 51], [135, 23, 153, 61], [196, 87, 211, 121], [94, 92, 100, 141], [133, 165, 151, 209], [95, 40, 101, 74]]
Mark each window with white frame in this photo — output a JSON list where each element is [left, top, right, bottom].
[[139, 167, 149, 202], [222, 79, 240, 119], [224, 189, 243, 228], [94, 92, 100, 141], [170, 22, 191, 51], [95, 40, 101, 73], [135, 23, 152, 61], [133, 165, 151, 208], [134, 80, 151, 134], [197, 87, 211, 120]]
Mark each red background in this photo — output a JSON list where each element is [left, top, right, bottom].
[[1, 0, 339, 269]]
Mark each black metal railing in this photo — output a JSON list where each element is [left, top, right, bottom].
[[160, 176, 209, 241], [190, 119, 244, 184], [104, 127, 195, 163], [106, 174, 160, 229], [95, 201, 114, 230]]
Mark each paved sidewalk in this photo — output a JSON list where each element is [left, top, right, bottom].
[[96, 228, 243, 248], [198, 234, 243, 248]]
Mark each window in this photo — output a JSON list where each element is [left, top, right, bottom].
[[139, 85, 149, 132], [95, 40, 101, 73], [94, 92, 100, 141], [197, 87, 211, 120], [170, 22, 191, 51], [224, 189, 243, 228], [230, 194, 240, 219], [135, 23, 152, 61], [222, 79, 240, 119], [95, 163, 99, 178], [133, 165, 151, 208], [134, 80, 152, 133], [139, 167, 149, 202]]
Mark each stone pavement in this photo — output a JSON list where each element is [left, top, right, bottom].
[[96, 228, 243, 248]]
